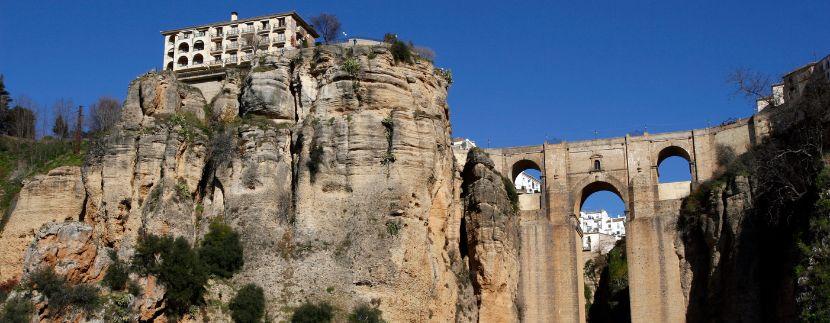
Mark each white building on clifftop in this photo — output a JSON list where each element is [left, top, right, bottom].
[[161, 11, 318, 72]]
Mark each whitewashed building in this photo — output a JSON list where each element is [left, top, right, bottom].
[[514, 172, 541, 194], [580, 210, 626, 253]]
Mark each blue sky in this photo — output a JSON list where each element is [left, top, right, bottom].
[[2, 1, 828, 216]]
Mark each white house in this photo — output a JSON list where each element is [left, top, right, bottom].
[[514, 172, 541, 194], [580, 210, 626, 253]]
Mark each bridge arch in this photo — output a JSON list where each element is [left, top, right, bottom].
[[511, 159, 544, 211], [511, 159, 542, 182], [572, 175, 629, 217], [655, 145, 695, 183]]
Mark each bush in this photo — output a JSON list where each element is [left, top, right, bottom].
[[26, 266, 101, 315], [229, 283, 265, 323], [199, 221, 244, 278], [131, 234, 208, 316], [157, 237, 208, 316], [342, 58, 361, 78], [348, 304, 385, 323], [502, 176, 519, 211], [103, 251, 130, 291], [390, 40, 413, 64], [291, 301, 334, 323], [0, 297, 33, 323], [0, 277, 18, 302]]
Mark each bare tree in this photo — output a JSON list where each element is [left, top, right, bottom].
[[310, 13, 341, 44], [89, 96, 121, 133], [73, 105, 83, 153], [728, 68, 777, 108], [52, 98, 74, 139], [412, 46, 436, 61], [10, 95, 37, 139], [241, 33, 265, 66]]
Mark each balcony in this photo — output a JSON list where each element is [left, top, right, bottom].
[[273, 24, 286, 31], [241, 27, 255, 34], [210, 59, 223, 67], [272, 36, 286, 44], [211, 32, 223, 39], [258, 26, 270, 33], [211, 46, 222, 53], [225, 43, 239, 50], [226, 29, 239, 37], [225, 57, 238, 65], [240, 42, 252, 49]]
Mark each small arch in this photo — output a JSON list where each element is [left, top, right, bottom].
[[165, 61, 173, 70], [167, 49, 174, 58], [657, 146, 693, 183], [193, 40, 205, 51], [511, 159, 542, 182], [168, 35, 176, 44], [177, 56, 188, 67], [594, 160, 602, 171], [178, 42, 189, 53], [511, 159, 543, 211], [193, 54, 204, 65]]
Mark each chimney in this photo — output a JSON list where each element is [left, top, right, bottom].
[[231, 11, 238, 21]]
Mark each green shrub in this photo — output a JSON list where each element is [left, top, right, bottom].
[[229, 283, 265, 323], [26, 266, 101, 315], [348, 304, 385, 323], [104, 292, 133, 323], [291, 301, 334, 323], [390, 40, 413, 64], [0, 278, 18, 302], [131, 234, 208, 316], [199, 221, 244, 278], [502, 176, 519, 211], [343, 58, 361, 78], [103, 251, 130, 291], [436, 68, 453, 84], [157, 237, 208, 316], [127, 280, 143, 296], [0, 297, 33, 323]]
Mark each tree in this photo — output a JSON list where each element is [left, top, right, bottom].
[[0, 75, 10, 111], [7, 96, 36, 139], [51, 98, 74, 139], [229, 284, 265, 323], [198, 221, 244, 278], [310, 13, 341, 44], [157, 236, 208, 316], [291, 302, 334, 323], [89, 96, 120, 133]]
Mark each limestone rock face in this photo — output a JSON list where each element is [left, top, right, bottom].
[[0, 166, 85, 280], [460, 149, 521, 323], [675, 175, 779, 322], [1, 45, 477, 322], [240, 65, 295, 119], [22, 222, 108, 284]]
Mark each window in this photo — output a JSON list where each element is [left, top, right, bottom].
[[168, 35, 176, 44], [277, 18, 285, 27], [178, 42, 190, 53], [593, 160, 601, 171], [213, 55, 221, 63], [167, 50, 174, 58], [193, 40, 204, 51], [197, 30, 206, 37], [261, 21, 269, 29]]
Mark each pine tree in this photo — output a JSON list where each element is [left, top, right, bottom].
[[52, 115, 69, 139]]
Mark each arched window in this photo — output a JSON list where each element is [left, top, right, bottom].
[[178, 42, 189, 53], [594, 160, 601, 171], [657, 146, 693, 183], [511, 159, 543, 211], [193, 40, 205, 51], [166, 62, 173, 70], [177, 56, 188, 67], [167, 50, 174, 58], [168, 35, 175, 44], [193, 54, 204, 65]]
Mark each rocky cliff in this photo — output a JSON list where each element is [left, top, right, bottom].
[[459, 148, 520, 323], [0, 44, 491, 322]]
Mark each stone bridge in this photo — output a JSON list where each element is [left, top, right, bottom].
[[476, 112, 775, 323]]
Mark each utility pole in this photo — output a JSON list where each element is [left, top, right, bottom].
[[74, 105, 83, 154]]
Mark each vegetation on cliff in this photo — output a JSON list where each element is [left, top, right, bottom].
[[677, 73, 830, 322], [584, 239, 630, 323]]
